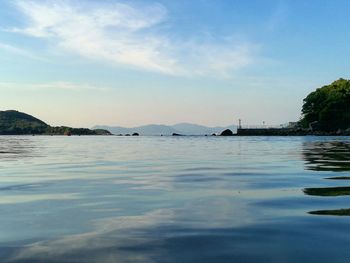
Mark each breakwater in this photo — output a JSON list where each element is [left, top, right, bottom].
[[237, 128, 307, 136], [236, 128, 350, 136]]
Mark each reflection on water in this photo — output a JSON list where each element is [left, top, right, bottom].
[[302, 140, 350, 171], [0, 136, 39, 160], [11, 209, 173, 263], [302, 139, 350, 217], [326, 176, 350, 180], [304, 186, 350, 196], [309, 208, 350, 216], [0, 136, 350, 262]]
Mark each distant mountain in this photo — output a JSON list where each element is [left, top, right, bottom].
[[0, 110, 111, 135], [93, 123, 237, 135], [93, 124, 180, 136]]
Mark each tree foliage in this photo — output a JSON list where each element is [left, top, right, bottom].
[[301, 79, 350, 131]]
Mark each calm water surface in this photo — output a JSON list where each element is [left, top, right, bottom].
[[0, 136, 350, 262]]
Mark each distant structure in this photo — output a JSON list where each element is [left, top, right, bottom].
[[286, 122, 298, 128], [236, 120, 304, 136]]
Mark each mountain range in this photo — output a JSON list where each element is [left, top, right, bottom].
[[0, 110, 236, 136], [93, 123, 237, 135]]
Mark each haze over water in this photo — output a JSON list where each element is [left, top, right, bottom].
[[0, 136, 350, 262]]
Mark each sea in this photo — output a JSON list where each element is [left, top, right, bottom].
[[0, 135, 349, 263]]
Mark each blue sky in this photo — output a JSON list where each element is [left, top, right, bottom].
[[0, 0, 349, 127]]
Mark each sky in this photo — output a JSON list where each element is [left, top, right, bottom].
[[0, 0, 350, 128]]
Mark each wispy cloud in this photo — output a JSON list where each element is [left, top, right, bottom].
[[0, 42, 46, 61], [265, 1, 289, 32], [9, 0, 259, 76], [0, 81, 111, 91]]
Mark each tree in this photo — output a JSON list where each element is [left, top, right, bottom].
[[301, 78, 350, 131]]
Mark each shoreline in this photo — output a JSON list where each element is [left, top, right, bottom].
[[0, 133, 349, 137]]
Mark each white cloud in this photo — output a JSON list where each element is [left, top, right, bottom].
[[10, 0, 258, 76], [178, 40, 258, 77]]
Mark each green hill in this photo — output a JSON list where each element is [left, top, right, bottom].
[[0, 110, 111, 135], [0, 110, 48, 135]]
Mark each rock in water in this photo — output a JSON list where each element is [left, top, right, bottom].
[[132, 133, 139, 136], [220, 129, 233, 136]]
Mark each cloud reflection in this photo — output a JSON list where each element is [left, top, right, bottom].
[[0, 193, 79, 205], [10, 209, 173, 263]]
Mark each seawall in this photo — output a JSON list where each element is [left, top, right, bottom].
[[237, 128, 307, 136]]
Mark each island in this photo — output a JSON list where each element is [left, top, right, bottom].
[[0, 110, 112, 135]]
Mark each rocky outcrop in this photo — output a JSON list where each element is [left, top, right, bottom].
[[220, 129, 234, 136]]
